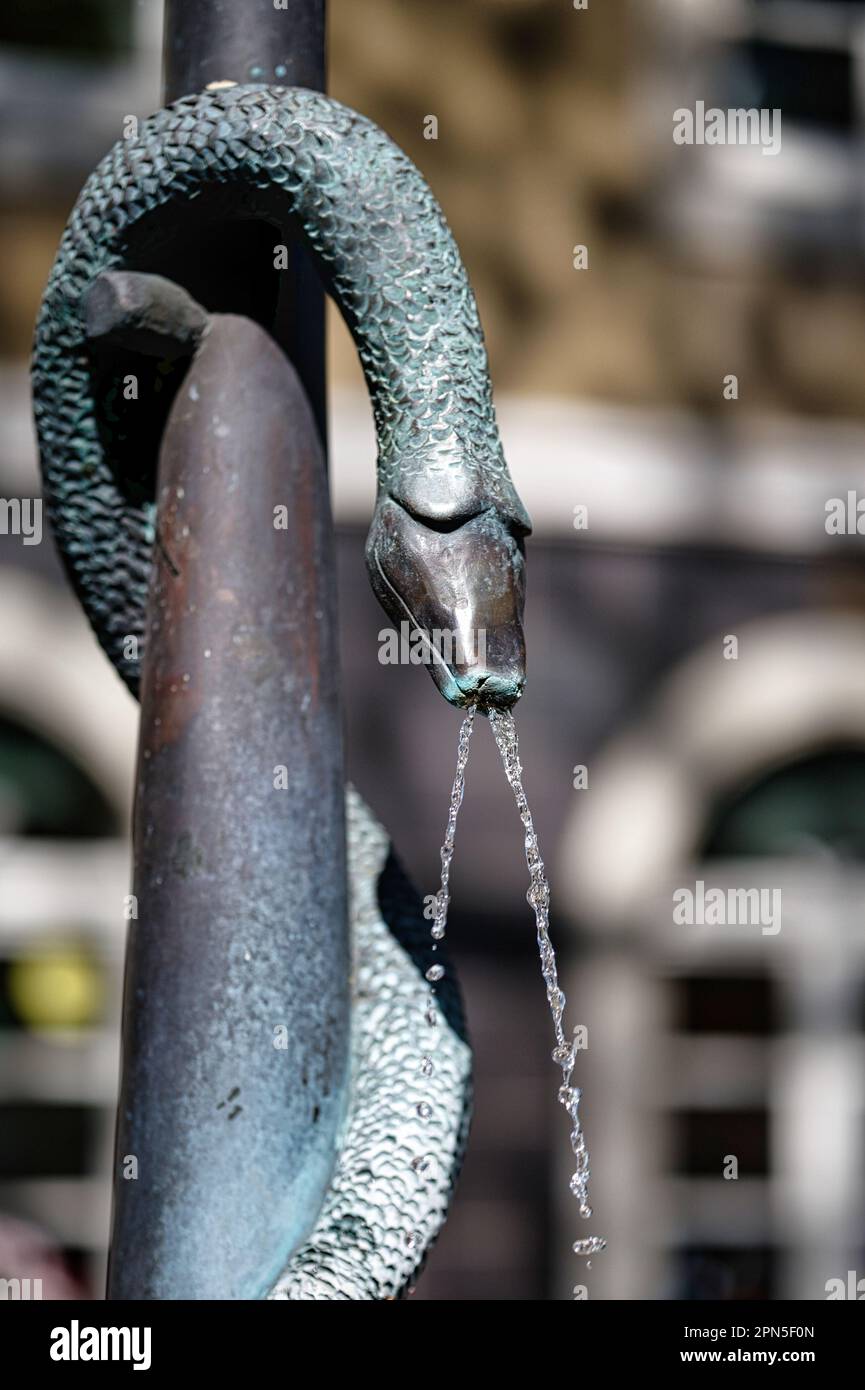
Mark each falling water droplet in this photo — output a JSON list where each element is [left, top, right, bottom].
[[573, 1237, 607, 1256], [488, 708, 605, 1277], [416, 707, 475, 1139], [427, 709, 475, 954]]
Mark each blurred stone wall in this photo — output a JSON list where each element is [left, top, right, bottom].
[[4, 0, 865, 423], [328, 0, 865, 421], [328, 0, 641, 402]]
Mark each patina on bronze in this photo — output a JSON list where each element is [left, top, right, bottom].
[[32, 0, 530, 1300], [109, 309, 349, 1299]]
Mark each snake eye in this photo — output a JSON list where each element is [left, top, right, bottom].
[[393, 497, 529, 556], [395, 498, 483, 534]]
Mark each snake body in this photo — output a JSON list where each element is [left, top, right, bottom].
[[271, 788, 471, 1300], [32, 85, 529, 1297], [33, 84, 529, 693]]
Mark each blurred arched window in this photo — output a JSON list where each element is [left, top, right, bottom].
[[702, 745, 865, 862], [0, 714, 118, 840]]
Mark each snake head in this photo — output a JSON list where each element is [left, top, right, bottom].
[[365, 489, 529, 711]]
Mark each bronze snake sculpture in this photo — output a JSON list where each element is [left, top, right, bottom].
[[32, 85, 530, 1298]]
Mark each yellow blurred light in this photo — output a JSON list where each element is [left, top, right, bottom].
[[8, 946, 103, 1032]]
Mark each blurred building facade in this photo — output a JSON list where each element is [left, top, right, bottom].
[[1, 0, 865, 1299]]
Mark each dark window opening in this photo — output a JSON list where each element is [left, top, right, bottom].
[[673, 1109, 769, 1176], [0, 1, 134, 61], [675, 1246, 775, 1300], [716, 39, 854, 135], [673, 975, 778, 1035], [0, 1103, 96, 1178], [701, 746, 865, 862], [0, 716, 118, 839]]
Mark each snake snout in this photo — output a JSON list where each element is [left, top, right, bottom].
[[366, 497, 527, 710], [455, 667, 524, 711]]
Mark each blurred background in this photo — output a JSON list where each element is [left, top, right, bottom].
[[1, 0, 865, 1300]]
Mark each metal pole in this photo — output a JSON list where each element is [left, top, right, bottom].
[[162, 0, 327, 442], [107, 3, 347, 1299], [163, 0, 326, 99]]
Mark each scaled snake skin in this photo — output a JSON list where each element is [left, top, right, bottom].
[[32, 85, 530, 1299]]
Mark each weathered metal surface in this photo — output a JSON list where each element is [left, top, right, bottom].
[[85, 271, 208, 361], [31, 85, 530, 707], [107, 314, 349, 1299], [368, 502, 526, 708]]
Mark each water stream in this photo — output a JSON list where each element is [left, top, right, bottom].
[[416, 705, 605, 1296]]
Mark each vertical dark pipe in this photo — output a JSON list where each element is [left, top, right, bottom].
[[163, 0, 327, 442], [163, 0, 326, 99], [107, 4, 346, 1299]]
